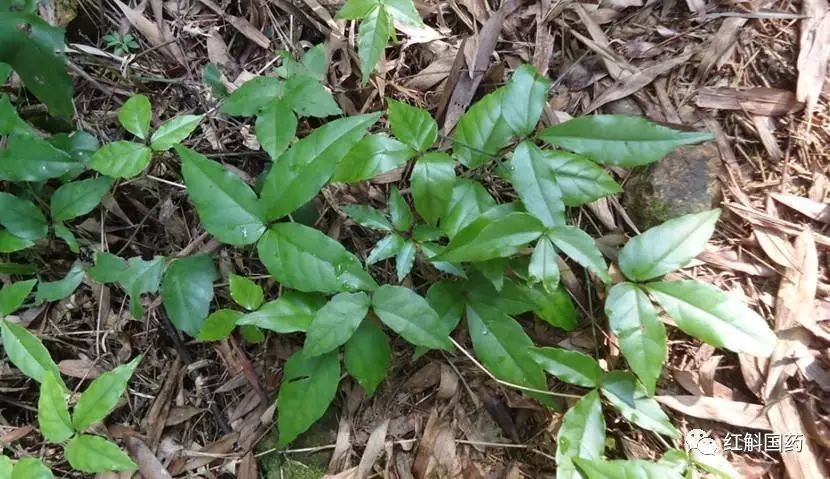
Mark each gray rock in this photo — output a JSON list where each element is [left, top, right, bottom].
[[623, 141, 722, 229]]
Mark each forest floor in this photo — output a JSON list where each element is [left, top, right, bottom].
[[1, 0, 829, 478]]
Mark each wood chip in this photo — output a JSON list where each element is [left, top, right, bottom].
[[655, 395, 772, 430], [696, 87, 802, 116]]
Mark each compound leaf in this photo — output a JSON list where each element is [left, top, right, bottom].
[[453, 89, 513, 168], [372, 285, 452, 350], [344, 319, 391, 397], [161, 254, 217, 337], [556, 390, 605, 479], [89, 141, 152, 179], [65, 434, 137, 473], [509, 140, 566, 227], [600, 371, 680, 438], [435, 207, 545, 263], [545, 151, 621, 206], [72, 355, 141, 432], [38, 371, 73, 442], [304, 292, 370, 356], [229, 274, 263, 310], [528, 346, 602, 388], [548, 226, 610, 283], [255, 99, 297, 160], [118, 94, 151, 139], [411, 152, 455, 226], [0, 319, 60, 384], [501, 64, 550, 136], [387, 99, 436, 151], [442, 179, 496, 238], [332, 134, 414, 184], [276, 349, 340, 447], [50, 177, 112, 222]]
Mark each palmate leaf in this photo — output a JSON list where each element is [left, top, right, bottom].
[[600, 371, 680, 438], [332, 134, 415, 183], [304, 291, 370, 357], [619, 209, 720, 281], [539, 115, 713, 167], [441, 179, 496, 238], [556, 390, 605, 479], [260, 114, 379, 220], [255, 99, 297, 160], [605, 282, 665, 395], [357, 6, 391, 84], [277, 349, 340, 447], [646, 280, 777, 357], [411, 153, 455, 226], [344, 319, 391, 397], [547, 226, 611, 283], [509, 140, 566, 227], [453, 88, 513, 168], [178, 146, 265, 245], [257, 223, 378, 293]]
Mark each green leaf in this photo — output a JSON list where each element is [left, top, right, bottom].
[[358, 6, 391, 83], [509, 141, 566, 227], [556, 390, 605, 479], [477, 255, 507, 291], [256, 99, 297, 160], [0, 229, 33, 253], [545, 151, 621, 206], [332, 134, 414, 183], [548, 226, 610, 283], [178, 146, 265, 245], [383, 0, 424, 25], [65, 434, 137, 473], [466, 301, 553, 406], [301, 44, 327, 80], [161, 255, 217, 337], [0, 95, 34, 136], [35, 262, 84, 304], [501, 65, 550, 137], [304, 292, 370, 356], [600, 371, 680, 438], [658, 449, 690, 475], [371, 285, 452, 350], [453, 89, 513, 168], [342, 204, 393, 231], [49, 130, 99, 166], [395, 240, 416, 281], [0, 319, 61, 384], [421, 242, 467, 277], [0, 135, 76, 182], [337, 0, 377, 19], [646, 280, 777, 357], [221, 76, 283, 116], [524, 284, 578, 331], [229, 274, 263, 310], [0, 14, 72, 117], [344, 320, 391, 397], [690, 449, 741, 479], [539, 115, 714, 167], [258, 223, 378, 293], [426, 280, 465, 337], [260, 113, 379, 220], [50, 177, 112, 222], [387, 99, 436, 151], [412, 224, 443, 242], [442, 179, 496, 238], [0, 279, 36, 315], [366, 234, 405, 265], [89, 141, 153, 179], [72, 356, 141, 431], [239, 324, 264, 343], [150, 114, 202, 151], [38, 371, 73, 442], [120, 256, 165, 318], [283, 75, 342, 118], [388, 186, 412, 231], [411, 153, 455, 226], [528, 237, 559, 292], [10, 458, 53, 479], [237, 290, 326, 333], [118, 94, 151, 139], [55, 222, 81, 253], [619, 209, 720, 281], [197, 309, 242, 341], [573, 458, 683, 479], [605, 283, 665, 395], [277, 349, 340, 447], [0, 192, 47, 240], [435, 208, 545, 263], [528, 347, 602, 388], [0, 455, 11, 479]]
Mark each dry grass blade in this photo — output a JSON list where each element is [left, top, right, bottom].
[[655, 395, 773, 430], [770, 193, 830, 224], [112, 0, 186, 65], [696, 87, 803, 116], [125, 437, 173, 479], [198, 0, 270, 49], [585, 50, 694, 112], [356, 419, 389, 479]]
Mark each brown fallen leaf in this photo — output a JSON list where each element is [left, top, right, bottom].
[[796, 0, 830, 115], [655, 395, 773, 430], [170, 432, 238, 475], [356, 419, 389, 479], [125, 436, 173, 479], [237, 452, 258, 479], [770, 193, 830, 225], [198, 0, 270, 49], [413, 409, 457, 477], [328, 415, 351, 473], [696, 17, 746, 80], [113, 0, 185, 65], [696, 87, 802, 116], [766, 396, 827, 478], [58, 358, 103, 379], [585, 50, 695, 112], [754, 227, 797, 269]]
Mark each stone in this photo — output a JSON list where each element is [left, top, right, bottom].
[[623, 141, 722, 229]]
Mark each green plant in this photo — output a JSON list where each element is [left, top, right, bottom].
[[102, 31, 140, 56], [0, 280, 140, 476]]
